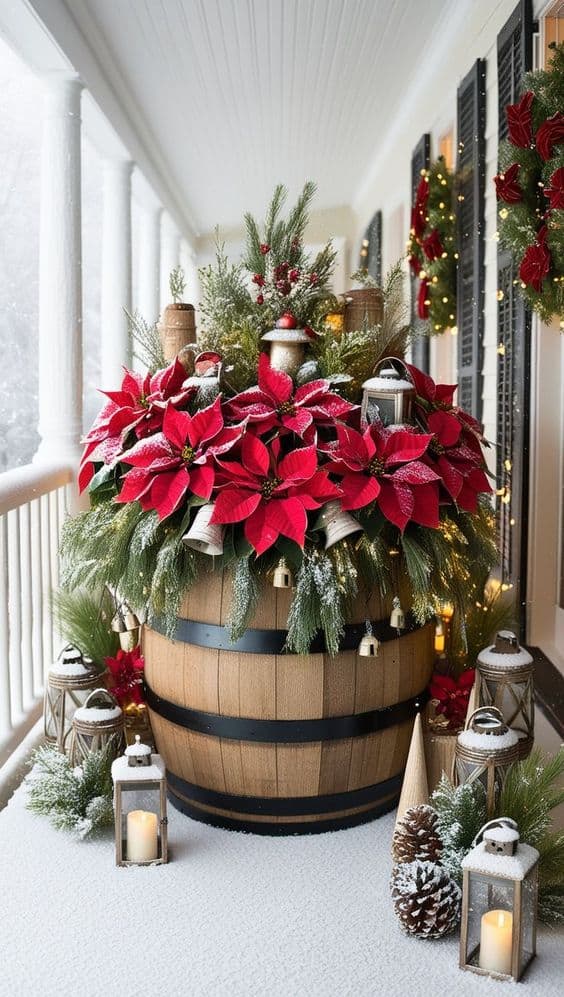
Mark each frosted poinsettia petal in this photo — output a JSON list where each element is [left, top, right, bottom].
[[227, 388, 276, 423], [188, 463, 215, 499], [308, 396, 356, 422], [106, 406, 144, 437], [339, 472, 380, 511], [241, 432, 270, 478], [277, 445, 317, 485], [115, 467, 153, 504], [212, 487, 262, 523], [382, 430, 433, 466], [437, 455, 463, 499], [291, 472, 341, 509], [282, 409, 313, 437], [103, 390, 135, 408], [293, 379, 333, 405], [163, 405, 192, 449], [257, 352, 293, 403], [332, 423, 370, 469], [405, 363, 437, 403], [428, 411, 461, 447], [150, 467, 191, 519], [186, 396, 224, 447], [434, 382, 458, 406], [78, 460, 95, 493], [151, 358, 186, 397], [392, 461, 440, 485], [120, 369, 147, 399], [410, 482, 440, 528], [120, 433, 175, 469], [205, 424, 245, 457], [267, 497, 308, 547], [244, 503, 279, 555], [378, 481, 414, 531]]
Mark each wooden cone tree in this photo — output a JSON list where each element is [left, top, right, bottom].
[[395, 713, 429, 825]]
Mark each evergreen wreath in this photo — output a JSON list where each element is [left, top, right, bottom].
[[495, 42, 564, 324], [407, 156, 458, 333], [64, 183, 496, 655]]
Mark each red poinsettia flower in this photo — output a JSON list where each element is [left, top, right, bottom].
[[411, 177, 429, 239], [519, 225, 551, 292], [429, 668, 475, 729], [78, 360, 195, 492], [226, 352, 355, 440], [494, 163, 522, 204], [211, 433, 340, 555], [115, 397, 244, 520], [405, 363, 458, 410], [408, 252, 422, 276], [323, 423, 440, 531], [105, 646, 145, 709], [545, 166, 564, 209], [417, 277, 430, 319], [422, 228, 444, 262], [406, 363, 488, 468], [506, 90, 534, 148], [536, 112, 564, 161], [426, 410, 491, 511]]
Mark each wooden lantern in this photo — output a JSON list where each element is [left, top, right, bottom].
[[43, 644, 101, 753], [68, 688, 125, 767], [112, 738, 168, 866], [460, 818, 539, 981], [476, 631, 534, 759], [454, 707, 520, 817]]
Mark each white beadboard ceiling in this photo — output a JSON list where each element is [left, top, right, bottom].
[[30, 0, 453, 237]]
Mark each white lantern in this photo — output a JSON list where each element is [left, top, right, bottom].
[[361, 358, 415, 427], [112, 737, 168, 866], [460, 818, 539, 981], [476, 631, 534, 759], [43, 645, 101, 753]]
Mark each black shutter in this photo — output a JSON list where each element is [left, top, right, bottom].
[[359, 211, 382, 286], [410, 133, 430, 372], [456, 60, 486, 420], [496, 1, 533, 632]]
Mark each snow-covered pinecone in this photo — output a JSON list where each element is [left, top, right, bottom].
[[390, 860, 462, 938], [392, 804, 443, 864]]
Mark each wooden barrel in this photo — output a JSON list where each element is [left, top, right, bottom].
[[143, 571, 434, 835]]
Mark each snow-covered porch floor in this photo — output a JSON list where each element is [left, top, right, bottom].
[[1, 765, 563, 997]]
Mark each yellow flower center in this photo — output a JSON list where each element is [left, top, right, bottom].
[[261, 476, 281, 498], [182, 445, 195, 464]]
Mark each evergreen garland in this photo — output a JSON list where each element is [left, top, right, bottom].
[[496, 42, 564, 323], [26, 743, 115, 839], [408, 156, 458, 334]]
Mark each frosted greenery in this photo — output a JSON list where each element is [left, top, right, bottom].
[[431, 776, 487, 884], [26, 742, 115, 838]]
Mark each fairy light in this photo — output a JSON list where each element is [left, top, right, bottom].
[[496, 290, 504, 301], [499, 207, 508, 219]]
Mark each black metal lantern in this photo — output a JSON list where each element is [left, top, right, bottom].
[[112, 739, 168, 866], [361, 357, 415, 427], [460, 818, 539, 981], [476, 631, 534, 759], [454, 707, 520, 817]]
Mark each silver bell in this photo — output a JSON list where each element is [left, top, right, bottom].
[[390, 597, 405, 630], [317, 500, 363, 549], [273, 558, 294, 589]]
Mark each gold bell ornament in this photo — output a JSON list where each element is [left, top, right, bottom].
[[273, 558, 294, 589], [111, 603, 141, 651], [358, 621, 380, 657], [316, 500, 363, 549], [390, 597, 406, 631], [182, 503, 225, 556]]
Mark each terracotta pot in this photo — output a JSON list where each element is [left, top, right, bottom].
[[158, 303, 196, 362]]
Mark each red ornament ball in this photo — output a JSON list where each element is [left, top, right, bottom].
[[260, 243, 270, 255], [276, 312, 297, 329], [256, 294, 264, 305]]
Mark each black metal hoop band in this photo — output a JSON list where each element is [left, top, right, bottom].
[[145, 681, 428, 743], [167, 786, 399, 835], [166, 769, 403, 817], [150, 613, 425, 655]]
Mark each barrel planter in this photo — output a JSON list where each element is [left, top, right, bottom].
[[143, 571, 434, 835]]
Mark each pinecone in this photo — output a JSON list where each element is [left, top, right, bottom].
[[392, 804, 443, 864], [390, 860, 462, 938]]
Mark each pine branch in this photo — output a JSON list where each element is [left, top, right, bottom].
[[27, 742, 115, 838], [229, 557, 261, 641], [51, 587, 119, 667], [169, 265, 187, 303], [127, 308, 165, 372]]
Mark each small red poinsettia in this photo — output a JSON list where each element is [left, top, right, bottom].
[[545, 166, 564, 209], [226, 352, 355, 440], [422, 228, 444, 262], [429, 668, 475, 729], [211, 433, 340, 554], [79, 359, 195, 492], [519, 225, 551, 292], [493, 163, 522, 204], [105, 646, 145, 709], [506, 90, 534, 149], [426, 410, 491, 512], [115, 397, 244, 520], [411, 177, 429, 239], [323, 423, 440, 531]]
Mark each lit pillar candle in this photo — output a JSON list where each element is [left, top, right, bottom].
[[479, 909, 513, 975], [127, 810, 158, 862]]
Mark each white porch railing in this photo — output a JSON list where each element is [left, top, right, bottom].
[[0, 463, 72, 752]]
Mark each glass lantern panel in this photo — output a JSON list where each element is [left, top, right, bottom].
[[367, 395, 397, 426], [520, 873, 537, 975], [486, 676, 529, 738], [466, 873, 515, 975], [118, 780, 163, 863]]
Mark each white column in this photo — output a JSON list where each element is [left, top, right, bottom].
[[160, 211, 180, 311], [180, 237, 200, 310], [35, 74, 83, 468], [138, 203, 162, 325], [100, 159, 133, 388]]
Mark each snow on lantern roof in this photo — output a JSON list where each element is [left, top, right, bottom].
[[462, 840, 539, 880]]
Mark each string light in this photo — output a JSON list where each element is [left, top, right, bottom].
[[496, 290, 504, 301]]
